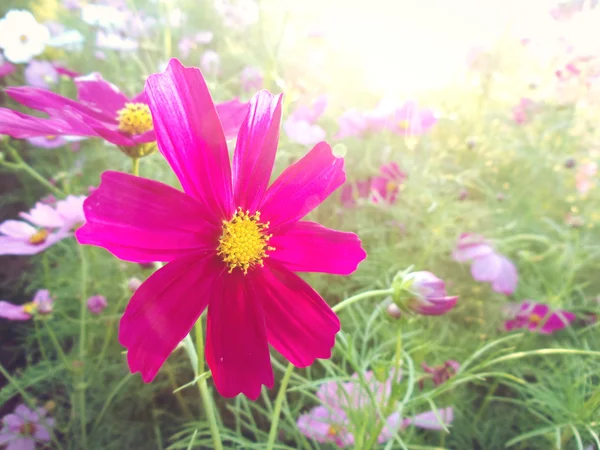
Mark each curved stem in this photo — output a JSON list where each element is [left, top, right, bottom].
[[4, 143, 65, 196], [194, 319, 223, 450], [266, 362, 294, 450], [332, 288, 394, 313]]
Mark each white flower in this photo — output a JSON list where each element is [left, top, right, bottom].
[[48, 29, 85, 51], [81, 4, 128, 30], [0, 10, 50, 63], [96, 31, 138, 51]]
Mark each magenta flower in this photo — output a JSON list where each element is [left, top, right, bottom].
[[370, 162, 407, 205], [240, 66, 263, 92], [87, 295, 107, 314], [453, 234, 518, 295], [75, 59, 366, 399], [24, 60, 58, 89], [420, 360, 460, 389], [504, 301, 576, 334], [0, 72, 248, 153], [297, 371, 453, 447], [404, 271, 458, 316], [0, 290, 54, 321], [388, 101, 437, 136], [0, 404, 54, 449]]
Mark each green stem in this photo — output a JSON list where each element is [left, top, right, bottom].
[[78, 244, 88, 449], [194, 320, 223, 450], [131, 158, 140, 177], [4, 143, 65, 196], [498, 234, 551, 245], [332, 289, 394, 314], [266, 363, 294, 450]]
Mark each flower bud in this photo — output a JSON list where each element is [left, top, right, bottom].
[[127, 277, 142, 292], [386, 302, 402, 319], [87, 295, 107, 315], [392, 270, 458, 316]]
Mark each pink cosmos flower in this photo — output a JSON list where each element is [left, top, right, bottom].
[[576, 161, 597, 195], [453, 234, 518, 295], [0, 404, 55, 449], [420, 360, 460, 389], [404, 271, 458, 316], [504, 301, 576, 334], [297, 371, 453, 447], [370, 162, 407, 205], [200, 50, 221, 77], [24, 60, 58, 89], [240, 66, 263, 92], [54, 64, 81, 79], [0, 72, 248, 150], [340, 178, 372, 208], [387, 101, 437, 136], [87, 295, 107, 314], [26, 135, 68, 149], [335, 109, 369, 139], [512, 98, 537, 125], [0, 290, 54, 321], [0, 54, 16, 78], [284, 95, 328, 146], [178, 31, 213, 58], [75, 58, 366, 399]]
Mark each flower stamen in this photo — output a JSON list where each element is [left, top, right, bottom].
[[217, 207, 274, 274], [529, 313, 542, 324], [28, 229, 49, 245], [116, 103, 153, 135]]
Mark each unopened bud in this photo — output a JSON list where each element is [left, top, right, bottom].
[[564, 158, 576, 169], [127, 277, 143, 292], [386, 302, 402, 319]]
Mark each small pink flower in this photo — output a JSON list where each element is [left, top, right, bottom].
[[127, 277, 142, 292], [512, 98, 537, 125], [388, 101, 437, 136], [297, 370, 453, 447], [340, 178, 372, 207], [370, 162, 407, 205], [404, 271, 458, 316], [575, 162, 597, 195], [420, 360, 460, 389], [87, 295, 107, 314], [0, 54, 16, 78], [283, 119, 326, 146], [288, 95, 328, 124], [24, 60, 58, 89], [240, 66, 263, 92], [335, 109, 368, 139], [0, 289, 54, 321], [453, 234, 518, 295], [504, 301, 576, 334], [26, 135, 68, 149], [0, 214, 68, 256], [0, 404, 55, 449], [55, 195, 86, 230], [200, 50, 220, 77]]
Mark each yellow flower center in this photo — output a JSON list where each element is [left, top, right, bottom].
[[28, 229, 49, 245], [46, 135, 57, 140], [22, 302, 37, 315], [116, 103, 153, 135], [386, 181, 398, 193], [19, 34, 28, 43], [529, 313, 542, 324], [327, 425, 339, 437], [20, 422, 36, 436], [217, 208, 274, 274], [398, 119, 411, 130]]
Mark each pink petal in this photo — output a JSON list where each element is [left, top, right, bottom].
[[470, 251, 503, 283], [452, 242, 494, 262], [541, 310, 576, 334], [0, 221, 36, 239], [33, 424, 52, 441], [405, 407, 454, 430], [75, 73, 128, 116], [0, 109, 89, 138], [20, 203, 64, 228], [76, 171, 220, 263], [145, 58, 234, 221], [0, 232, 69, 256], [269, 221, 365, 275], [232, 91, 282, 212], [297, 406, 338, 443], [490, 255, 518, 295], [260, 142, 345, 231], [0, 302, 31, 320], [255, 261, 340, 367], [6, 438, 35, 450], [216, 98, 251, 139], [504, 318, 527, 331], [3, 412, 24, 429], [205, 270, 273, 399], [119, 254, 220, 382]]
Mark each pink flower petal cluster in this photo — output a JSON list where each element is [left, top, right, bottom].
[[0, 195, 85, 256], [283, 95, 328, 146], [297, 370, 453, 447], [0, 72, 247, 147], [76, 59, 366, 399], [453, 234, 518, 295], [0, 290, 54, 321], [404, 271, 458, 316], [0, 404, 54, 450], [336, 100, 436, 139], [240, 66, 263, 92], [512, 98, 538, 125], [87, 295, 108, 314], [341, 162, 407, 207], [504, 301, 576, 334]]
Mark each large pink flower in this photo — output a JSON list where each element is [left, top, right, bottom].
[[75, 59, 367, 399], [0, 72, 248, 148]]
